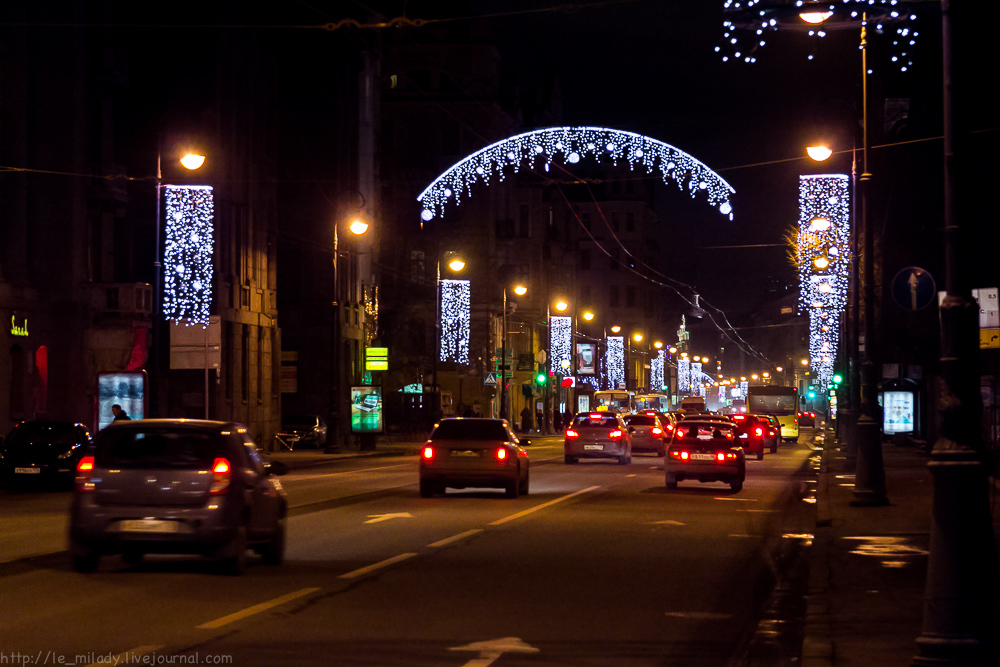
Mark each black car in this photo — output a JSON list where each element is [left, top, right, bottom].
[[280, 415, 328, 448], [0, 421, 93, 487]]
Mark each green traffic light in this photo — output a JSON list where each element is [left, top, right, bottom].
[[535, 373, 546, 385], [833, 374, 843, 384], [808, 391, 816, 398]]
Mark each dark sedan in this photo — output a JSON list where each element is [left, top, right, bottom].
[[0, 421, 92, 487]]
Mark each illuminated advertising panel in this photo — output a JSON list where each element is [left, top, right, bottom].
[[575, 343, 597, 375], [351, 386, 384, 433], [97, 371, 147, 431], [883, 391, 914, 434]]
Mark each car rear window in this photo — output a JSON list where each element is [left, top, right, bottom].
[[571, 414, 620, 428], [95, 428, 226, 468], [624, 415, 655, 426], [431, 420, 509, 441], [6, 423, 79, 446], [678, 423, 735, 438]]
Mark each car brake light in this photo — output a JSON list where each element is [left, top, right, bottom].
[[651, 427, 663, 436], [609, 429, 623, 439], [75, 455, 95, 493], [645, 411, 656, 416], [422, 445, 435, 460], [588, 413, 603, 420], [680, 451, 689, 460], [210, 457, 232, 495], [716, 452, 726, 462], [676, 428, 686, 439], [665, 423, 674, 431], [495, 448, 508, 461], [565, 429, 579, 439], [755, 427, 763, 437], [733, 415, 746, 421]]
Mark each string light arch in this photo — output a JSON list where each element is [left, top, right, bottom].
[[418, 127, 735, 223]]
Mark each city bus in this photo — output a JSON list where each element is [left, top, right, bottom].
[[593, 390, 633, 413], [746, 385, 800, 441], [634, 393, 670, 413]]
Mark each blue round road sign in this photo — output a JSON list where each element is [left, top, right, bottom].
[[891, 266, 936, 311]]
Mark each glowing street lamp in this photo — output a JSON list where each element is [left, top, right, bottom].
[[500, 282, 528, 420], [806, 144, 834, 161]]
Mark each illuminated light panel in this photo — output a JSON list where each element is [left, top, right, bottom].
[[607, 336, 625, 389], [439, 279, 470, 364], [720, 1, 920, 72], [550, 316, 572, 377], [418, 127, 735, 222], [678, 358, 691, 393], [651, 350, 665, 391], [163, 185, 214, 326], [798, 174, 851, 386]]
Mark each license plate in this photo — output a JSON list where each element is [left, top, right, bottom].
[[584, 445, 604, 450], [119, 519, 179, 534], [691, 453, 715, 461], [14, 467, 41, 474], [450, 450, 481, 457]]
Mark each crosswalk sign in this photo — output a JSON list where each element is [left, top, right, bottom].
[[484, 373, 498, 386]]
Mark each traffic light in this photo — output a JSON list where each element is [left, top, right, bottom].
[[535, 363, 548, 386], [833, 374, 843, 385], [808, 386, 817, 398]]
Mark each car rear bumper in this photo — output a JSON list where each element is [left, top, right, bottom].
[[564, 440, 628, 458], [665, 460, 742, 482]]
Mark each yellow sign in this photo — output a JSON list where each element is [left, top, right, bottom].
[[365, 347, 388, 371], [980, 329, 1000, 349], [10, 315, 28, 337]]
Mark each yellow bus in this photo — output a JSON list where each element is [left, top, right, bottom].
[[746, 385, 800, 442], [593, 390, 633, 413]]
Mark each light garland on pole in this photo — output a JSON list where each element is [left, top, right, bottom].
[[651, 350, 665, 392], [418, 127, 735, 223], [720, 0, 921, 72], [798, 174, 850, 387], [163, 185, 214, 326], [439, 279, 470, 364], [550, 316, 572, 378], [606, 336, 625, 389], [678, 358, 691, 393]]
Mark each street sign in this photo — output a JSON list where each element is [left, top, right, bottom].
[[892, 267, 936, 311], [484, 373, 498, 386], [981, 329, 1000, 349]]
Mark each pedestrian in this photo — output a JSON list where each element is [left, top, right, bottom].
[[536, 410, 543, 433], [520, 405, 532, 433], [111, 404, 131, 422]]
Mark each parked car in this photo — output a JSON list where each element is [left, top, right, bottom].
[[665, 419, 745, 492], [69, 419, 288, 574], [564, 412, 633, 465], [623, 412, 667, 456], [418, 418, 529, 498], [280, 415, 328, 448], [0, 421, 92, 487], [730, 414, 766, 460]]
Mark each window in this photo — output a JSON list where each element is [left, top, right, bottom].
[[409, 250, 426, 284]]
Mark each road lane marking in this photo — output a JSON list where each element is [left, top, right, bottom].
[[84, 646, 163, 667], [290, 463, 408, 481], [365, 512, 413, 523], [429, 529, 483, 547], [713, 496, 758, 502], [627, 474, 637, 478], [665, 611, 732, 620], [338, 552, 417, 579], [489, 486, 600, 526], [651, 520, 685, 526], [197, 588, 320, 629]]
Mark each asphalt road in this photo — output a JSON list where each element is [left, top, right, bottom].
[[0, 434, 818, 667]]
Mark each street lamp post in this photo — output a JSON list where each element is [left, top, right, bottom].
[[499, 283, 527, 421], [433, 252, 466, 418]]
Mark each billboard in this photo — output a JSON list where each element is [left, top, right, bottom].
[[97, 371, 147, 431], [576, 343, 597, 375], [883, 391, 915, 434], [351, 386, 384, 433]]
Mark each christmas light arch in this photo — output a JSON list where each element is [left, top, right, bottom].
[[418, 127, 735, 223]]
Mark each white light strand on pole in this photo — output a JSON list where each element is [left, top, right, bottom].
[[439, 279, 470, 364], [720, 0, 921, 71], [651, 350, 665, 392], [163, 185, 214, 326], [418, 127, 734, 223], [798, 174, 850, 386], [607, 336, 625, 389], [678, 358, 691, 393], [550, 316, 572, 378]]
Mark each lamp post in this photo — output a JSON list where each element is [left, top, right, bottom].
[[499, 283, 527, 421], [330, 215, 370, 451], [433, 251, 466, 418], [152, 149, 206, 419]]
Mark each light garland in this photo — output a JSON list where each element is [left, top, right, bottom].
[[578, 375, 600, 391], [651, 350, 665, 391], [678, 358, 691, 393], [740, 380, 749, 398], [606, 336, 625, 389], [439, 279, 470, 364], [550, 316, 573, 377], [418, 127, 735, 223], [720, 0, 921, 72], [163, 185, 214, 326], [798, 174, 850, 386]]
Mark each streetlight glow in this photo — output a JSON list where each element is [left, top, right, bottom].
[[611, 325, 621, 334], [555, 300, 569, 312], [807, 145, 833, 161], [583, 310, 595, 321], [447, 257, 466, 272], [799, 10, 833, 25], [513, 284, 527, 296], [633, 333, 643, 343], [349, 219, 370, 235], [180, 153, 206, 170]]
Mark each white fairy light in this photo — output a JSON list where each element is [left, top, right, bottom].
[[798, 174, 851, 386], [651, 350, 665, 391], [550, 316, 573, 378], [162, 185, 214, 326], [418, 126, 735, 222], [607, 336, 625, 389], [678, 358, 691, 392], [439, 279, 470, 364]]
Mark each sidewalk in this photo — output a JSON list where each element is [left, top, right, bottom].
[[265, 434, 425, 470], [804, 426, 1000, 666]]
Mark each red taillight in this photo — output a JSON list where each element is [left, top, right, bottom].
[[495, 448, 508, 461], [422, 445, 435, 460], [651, 427, 663, 436], [716, 452, 726, 462], [680, 451, 689, 460], [210, 457, 232, 495], [645, 411, 656, 416], [665, 423, 674, 432], [75, 455, 95, 493], [794, 418, 799, 424], [733, 415, 746, 421], [676, 428, 686, 439], [565, 429, 580, 439], [609, 429, 624, 439], [588, 413, 603, 420], [755, 427, 763, 437]]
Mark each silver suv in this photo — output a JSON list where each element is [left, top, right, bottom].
[[69, 419, 288, 574]]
